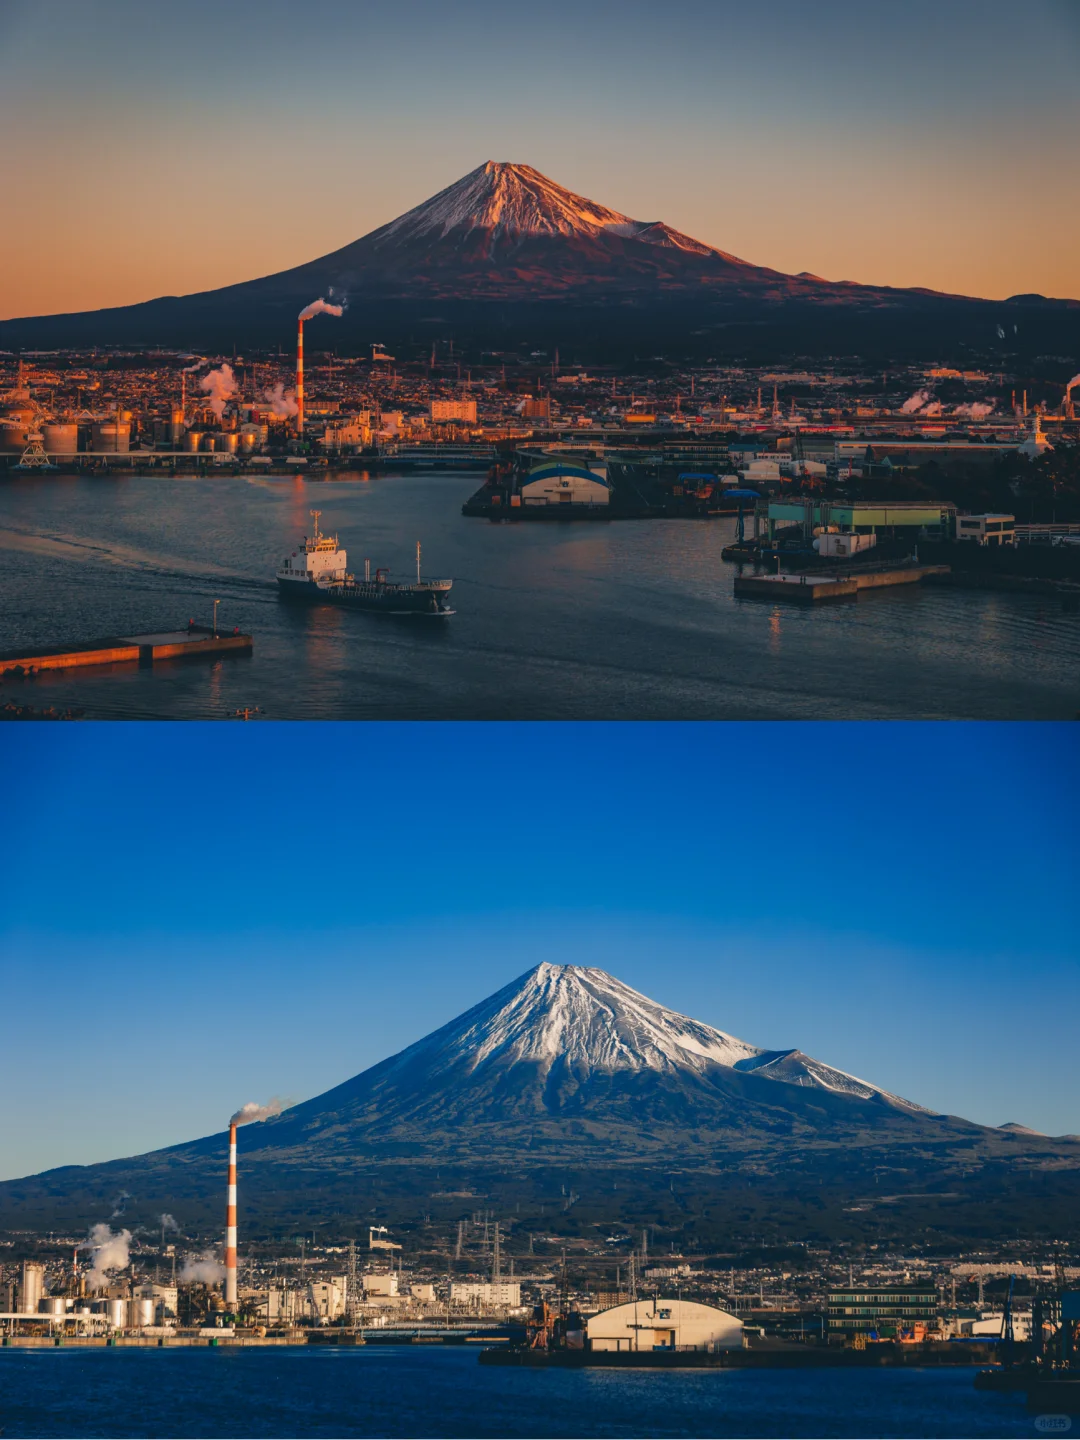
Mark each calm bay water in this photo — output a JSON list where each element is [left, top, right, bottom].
[[0, 1348, 1037, 1440], [0, 471, 1076, 719]]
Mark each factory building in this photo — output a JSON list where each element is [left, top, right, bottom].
[[431, 399, 478, 424], [519, 461, 611, 508], [450, 1281, 521, 1308], [827, 1285, 938, 1338], [362, 1273, 398, 1298], [586, 1298, 743, 1353]]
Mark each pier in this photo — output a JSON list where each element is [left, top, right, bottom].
[[0, 625, 252, 678], [733, 564, 949, 605]]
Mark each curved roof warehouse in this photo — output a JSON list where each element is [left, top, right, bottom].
[[586, 1298, 744, 1352], [520, 461, 612, 507]]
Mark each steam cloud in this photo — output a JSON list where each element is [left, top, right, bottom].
[[952, 402, 995, 418], [199, 363, 238, 420], [83, 1223, 131, 1290], [1066, 373, 1080, 391], [159, 1213, 180, 1234], [298, 298, 344, 321], [179, 1249, 227, 1285], [901, 390, 932, 414], [230, 1098, 283, 1127], [264, 382, 298, 419]]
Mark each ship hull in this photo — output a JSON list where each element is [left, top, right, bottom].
[[277, 576, 453, 616]]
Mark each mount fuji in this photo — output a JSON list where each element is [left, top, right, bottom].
[[4, 161, 1076, 357], [2, 964, 1077, 1243]]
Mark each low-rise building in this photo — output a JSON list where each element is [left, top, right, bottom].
[[955, 513, 1015, 545]]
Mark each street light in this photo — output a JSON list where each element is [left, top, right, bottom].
[[213, 599, 221, 635]]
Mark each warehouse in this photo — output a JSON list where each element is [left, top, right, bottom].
[[519, 461, 611, 507], [586, 1297, 743, 1353]]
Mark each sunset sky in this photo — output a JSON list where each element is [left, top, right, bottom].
[[1, 722, 1076, 1178], [1, 0, 1077, 320]]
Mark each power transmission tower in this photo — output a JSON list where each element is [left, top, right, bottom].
[[347, 1239, 358, 1327]]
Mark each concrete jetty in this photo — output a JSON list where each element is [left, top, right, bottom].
[[0, 625, 252, 677]]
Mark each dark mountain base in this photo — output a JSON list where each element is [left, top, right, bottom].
[[5, 1146, 1076, 1252], [4, 297, 1078, 366]]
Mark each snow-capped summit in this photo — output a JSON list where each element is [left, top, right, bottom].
[[428, 961, 764, 1075], [373, 161, 745, 260], [354, 962, 925, 1112], [381, 161, 641, 243]]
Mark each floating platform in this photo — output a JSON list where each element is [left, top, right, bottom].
[[0, 625, 252, 678], [734, 565, 949, 605]]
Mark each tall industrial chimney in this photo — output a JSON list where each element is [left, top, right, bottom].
[[225, 1121, 238, 1309], [296, 321, 305, 437]]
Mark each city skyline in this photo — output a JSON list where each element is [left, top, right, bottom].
[[0, 721, 1076, 1181], [1, 0, 1078, 322]]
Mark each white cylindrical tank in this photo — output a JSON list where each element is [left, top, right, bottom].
[[239, 426, 258, 453], [21, 1263, 45, 1313], [184, 430, 204, 453], [43, 423, 79, 456], [128, 1298, 155, 1329], [216, 432, 238, 454], [105, 1298, 126, 1328], [39, 1296, 67, 1316], [91, 422, 131, 453], [170, 409, 185, 446], [201, 433, 217, 453]]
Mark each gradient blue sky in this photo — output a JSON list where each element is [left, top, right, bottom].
[[0, 722, 1076, 1180], [1, 0, 1078, 317]]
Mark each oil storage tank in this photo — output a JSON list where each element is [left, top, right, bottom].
[[0, 420, 28, 453], [91, 421, 131, 453], [184, 430, 204, 453], [43, 422, 79, 456]]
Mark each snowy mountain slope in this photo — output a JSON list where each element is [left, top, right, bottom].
[[4, 962, 1079, 1238], [7, 158, 1074, 352]]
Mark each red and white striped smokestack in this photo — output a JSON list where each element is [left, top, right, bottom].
[[296, 321, 304, 437], [225, 1120, 238, 1308]]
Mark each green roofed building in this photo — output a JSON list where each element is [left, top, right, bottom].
[[766, 499, 955, 543], [827, 1285, 939, 1338], [520, 461, 612, 508]]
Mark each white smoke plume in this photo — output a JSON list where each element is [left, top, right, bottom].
[[264, 382, 298, 419], [83, 1223, 131, 1291], [901, 389, 932, 413], [1066, 373, 1080, 391], [920, 401, 943, 416], [199, 363, 238, 420], [298, 298, 344, 321], [230, 1098, 283, 1127], [179, 1249, 226, 1285], [953, 402, 995, 418], [159, 1213, 180, 1235]]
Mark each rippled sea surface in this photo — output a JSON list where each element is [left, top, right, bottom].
[[1, 471, 1076, 718], [0, 1347, 1038, 1439]]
